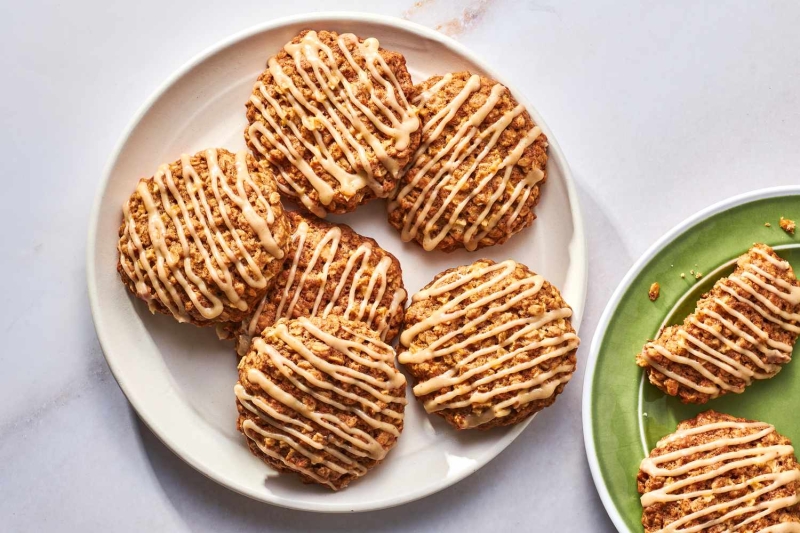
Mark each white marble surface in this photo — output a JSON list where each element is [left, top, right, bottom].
[[2, 1, 799, 531]]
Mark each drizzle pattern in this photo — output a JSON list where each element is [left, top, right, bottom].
[[639, 246, 800, 401], [640, 414, 800, 533], [389, 72, 546, 251], [235, 214, 406, 354], [118, 149, 285, 323], [235, 317, 406, 490], [246, 30, 420, 216], [398, 259, 578, 429]]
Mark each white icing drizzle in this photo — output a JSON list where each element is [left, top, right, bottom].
[[389, 73, 545, 251], [398, 260, 578, 428], [119, 149, 284, 322], [641, 247, 800, 397], [237, 217, 405, 353], [761, 524, 800, 533], [640, 419, 800, 533], [247, 30, 419, 214], [235, 317, 406, 488]]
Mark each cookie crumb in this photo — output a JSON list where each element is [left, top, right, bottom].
[[695, 272, 703, 279], [765, 222, 772, 227], [780, 216, 796, 235], [690, 269, 695, 275], [648, 282, 660, 301], [681, 273, 686, 279]]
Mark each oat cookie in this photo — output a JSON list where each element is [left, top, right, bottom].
[[388, 71, 548, 252], [245, 30, 421, 216], [637, 244, 800, 403], [117, 148, 290, 326], [235, 316, 407, 490], [397, 258, 579, 429], [222, 211, 407, 355], [638, 411, 800, 533]]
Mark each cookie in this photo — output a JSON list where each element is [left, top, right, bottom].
[[388, 72, 548, 252], [235, 316, 407, 490], [225, 211, 407, 355], [117, 148, 290, 326], [397, 258, 579, 429], [245, 29, 421, 217], [637, 244, 800, 403], [638, 411, 800, 533]]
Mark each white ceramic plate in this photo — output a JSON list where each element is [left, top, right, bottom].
[[87, 12, 587, 512]]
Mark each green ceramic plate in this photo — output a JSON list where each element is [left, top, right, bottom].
[[583, 186, 800, 532]]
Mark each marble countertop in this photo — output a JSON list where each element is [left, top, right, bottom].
[[3, 1, 799, 531]]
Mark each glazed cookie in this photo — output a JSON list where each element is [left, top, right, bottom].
[[224, 211, 407, 355], [235, 316, 407, 490], [637, 244, 800, 404], [117, 148, 290, 326], [245, 29, 421, 217], [398, 258, 579, 430], [638, 411, 800, 533], [388, 71, 548, 252]]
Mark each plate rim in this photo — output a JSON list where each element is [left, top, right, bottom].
[[87, 11, 588, 512], [582, 185, 800, 531]]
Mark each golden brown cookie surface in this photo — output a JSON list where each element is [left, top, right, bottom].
[[636, 244, 800, 403], [235, 316, 407, 490], [388, 71, 548, 252], [117, 148, 290, 326], [398, 258, 578, 429], [245, 29, 421, 216], [223, 211, 407, 355], [638, 411, 800, 533]]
